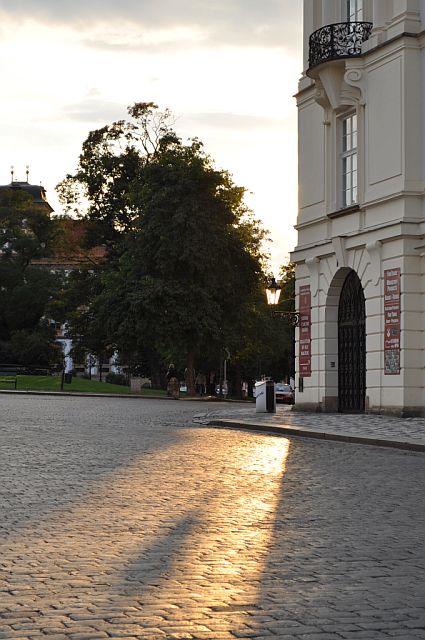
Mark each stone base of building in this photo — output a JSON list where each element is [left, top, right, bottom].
[[292, 403, 425, 418], [292, 396, 339, 413], [368, 406, 425, 418], [292, 402, 325, 413]]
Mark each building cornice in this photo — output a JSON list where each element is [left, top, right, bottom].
[[363, 29, 425, 58], [291, 220, 425, 265], [296, 190, 425, 232]]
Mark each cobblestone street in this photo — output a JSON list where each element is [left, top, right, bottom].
[[1, 395, 425, 639]]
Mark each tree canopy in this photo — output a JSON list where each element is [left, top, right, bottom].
[[58, 102, 294, 393], [0, 189, 62, 367]]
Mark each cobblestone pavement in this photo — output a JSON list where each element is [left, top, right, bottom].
[[193, 404, 425, 448], [1, 394, 425, 639]]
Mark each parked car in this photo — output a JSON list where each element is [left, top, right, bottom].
[[275, 383, 295, 405]]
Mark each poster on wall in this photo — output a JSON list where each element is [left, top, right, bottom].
[[299, 285, 311, 377], [384, 268, 401, 375]]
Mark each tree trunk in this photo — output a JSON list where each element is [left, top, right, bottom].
[[150, 358, 162, 389], [234, 363, 242, 399], [98, 353, 103, 382], [186, 349, 196, 396]]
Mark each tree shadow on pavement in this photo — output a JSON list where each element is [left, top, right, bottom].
[[0, 395, 195, 538], [252, 437, 425, 638]]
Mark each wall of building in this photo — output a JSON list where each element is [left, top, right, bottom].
[[292, 0, 425, 415]]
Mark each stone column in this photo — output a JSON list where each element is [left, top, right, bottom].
[[390, 0, 421, 34], [373, 0, 389, 29], [322, 0, 339, 26], [363, 0, 389, 48], [393, 0, 420, 16], [303, 0, 316, 73]]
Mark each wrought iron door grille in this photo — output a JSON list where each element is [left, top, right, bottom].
[[308, 21, 373, 70], [338, 271, 366, 412]]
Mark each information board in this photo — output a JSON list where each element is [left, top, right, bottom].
[[384, 268, 401, 375], [299, 285, 311, 377]]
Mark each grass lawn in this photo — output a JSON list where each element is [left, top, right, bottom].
[[0, 375, 249, 400], [0, 375, 167, 396]]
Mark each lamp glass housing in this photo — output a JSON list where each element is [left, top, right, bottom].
[[266, 278, 282, 306]]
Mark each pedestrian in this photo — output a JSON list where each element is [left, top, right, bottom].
[[195, 371, 207, 396], [166, 363, 179, 399]]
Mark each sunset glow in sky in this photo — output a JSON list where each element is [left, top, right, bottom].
[[0, 1, 302, 272]]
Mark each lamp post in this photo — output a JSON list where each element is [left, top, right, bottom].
[[266, 276, 300, 326]]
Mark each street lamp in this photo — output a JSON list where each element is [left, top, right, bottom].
[[265, 276, 282, 306], [266, 276, 300, 326]]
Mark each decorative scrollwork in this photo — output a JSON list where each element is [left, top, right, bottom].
[[309, 22, 373, 70], [271, 310, 300, 326]]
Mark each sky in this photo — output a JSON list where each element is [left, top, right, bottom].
[[0, 1, 302, 273]]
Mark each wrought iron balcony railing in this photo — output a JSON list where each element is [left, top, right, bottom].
[[308, 21, 373, 70]]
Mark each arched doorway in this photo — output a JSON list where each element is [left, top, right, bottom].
[[338, 270, 366, 412]]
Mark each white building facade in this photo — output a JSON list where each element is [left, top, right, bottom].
[[291, 0, 425, 415]]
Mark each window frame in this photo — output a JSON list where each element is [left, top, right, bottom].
[[340, 112, 358, 209], [346, 0, 363, 22]]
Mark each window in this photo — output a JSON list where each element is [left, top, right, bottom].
[[341, 113, 358, 207], [346, 0, 363, 21]]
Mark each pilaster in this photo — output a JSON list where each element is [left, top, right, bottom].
[[388, 0, 421, 37]]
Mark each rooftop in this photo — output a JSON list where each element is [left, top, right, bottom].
[[0, 180, 54, 213]]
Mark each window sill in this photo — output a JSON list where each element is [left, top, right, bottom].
[[327, 204, 360, 219]]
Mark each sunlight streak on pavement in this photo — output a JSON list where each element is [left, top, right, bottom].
[[1, 429, 290, 638]]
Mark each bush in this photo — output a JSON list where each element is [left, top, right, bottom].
[[0, 327, 63, 368], [106, 372, 128, 386]]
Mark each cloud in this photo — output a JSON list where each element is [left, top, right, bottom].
[[60, 99, 127, 124], [183, 112, 287, 131], [0, 1, 301, 266], [81, 24, 208, 53], [0, 0, 302, 49], [57, 101, 287, 136]]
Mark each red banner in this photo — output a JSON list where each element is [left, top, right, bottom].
[[299, 285, 311, 377], [384, 268, 400, 375]]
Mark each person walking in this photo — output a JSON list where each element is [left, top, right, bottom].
[[166, 363, 179, 399], [195, 371, 207, 396]]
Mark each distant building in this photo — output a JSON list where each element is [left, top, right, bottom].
[[31, 221, 107, 274], [292, 0, 425, 416], [0, 173, 116, 379], [0, 177, 54, 214]]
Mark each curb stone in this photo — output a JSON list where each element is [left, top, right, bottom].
[[207, 419, 425, 453], [0, 389, 247, 402]]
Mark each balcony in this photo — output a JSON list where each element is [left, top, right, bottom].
[[308, 22, 373, 72]]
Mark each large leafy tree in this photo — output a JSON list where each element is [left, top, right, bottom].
[[0, 188, 62, 367], [58, 103, 268, 392]]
